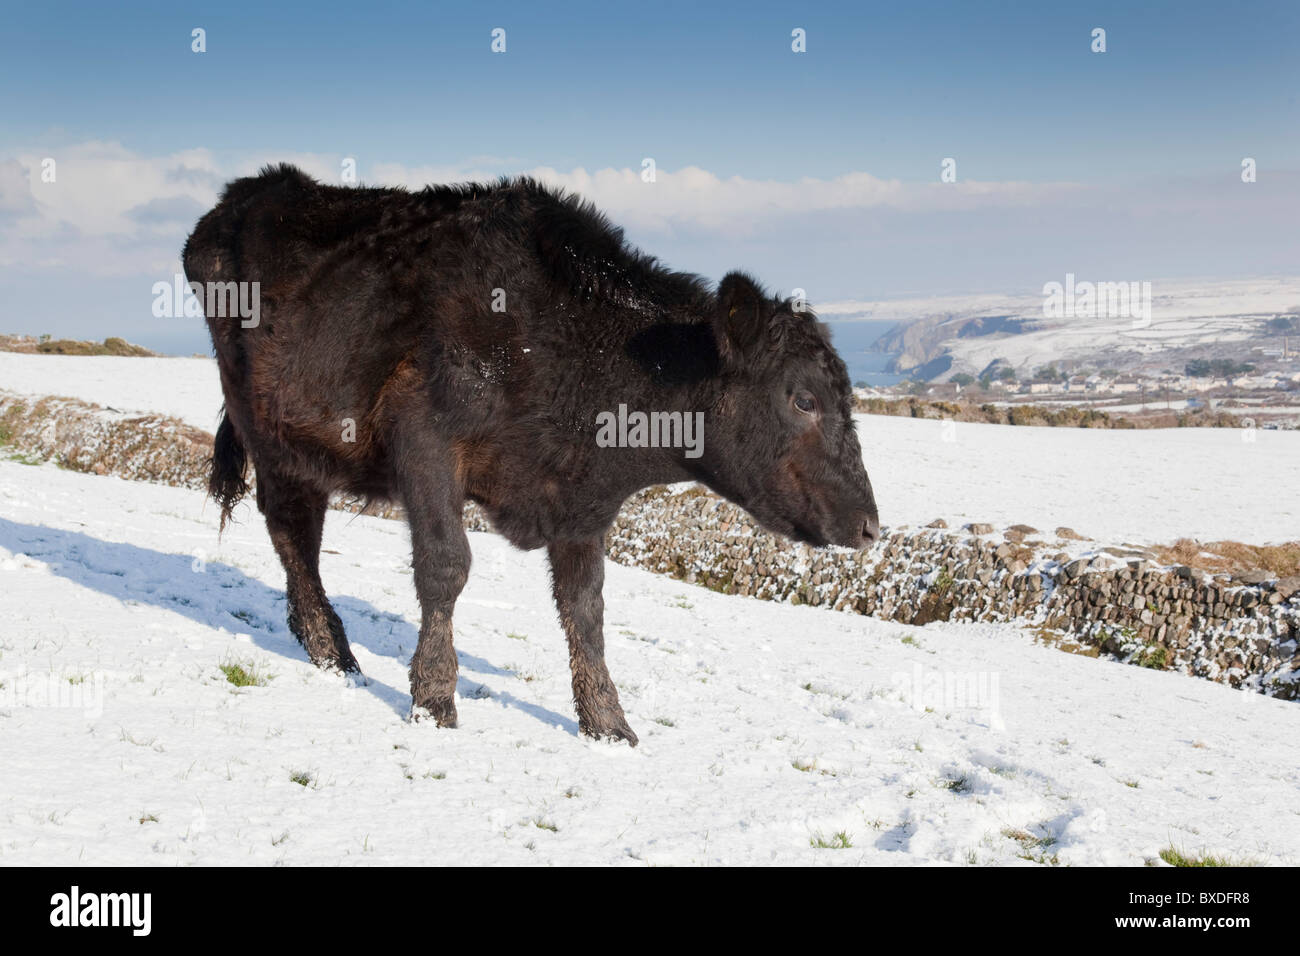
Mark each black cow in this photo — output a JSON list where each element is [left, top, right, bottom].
[[183, 164, 878, 745]]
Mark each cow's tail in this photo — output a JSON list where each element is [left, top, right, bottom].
[[209, 411, 249, 533]]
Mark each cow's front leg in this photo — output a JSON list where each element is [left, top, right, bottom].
[[548, 537, 637, 746]]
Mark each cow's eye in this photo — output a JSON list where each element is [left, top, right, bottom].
[[793, 391, 817, 415]]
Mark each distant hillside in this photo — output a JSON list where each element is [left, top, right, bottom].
[[821, 277, 1300, 383], [874, 313, 1038, 374], [0, 334, 157, 357]]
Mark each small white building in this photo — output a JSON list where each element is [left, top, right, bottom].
[[1231, 374, 1279, 390]]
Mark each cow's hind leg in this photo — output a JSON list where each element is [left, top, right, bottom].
[[257, 473, 359, 673], [397, 437, 469, 727], [548, 537, 637, 746]]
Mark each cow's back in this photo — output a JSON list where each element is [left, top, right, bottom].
[[184, 166, 547, 496], [183, 164, 704, 516]]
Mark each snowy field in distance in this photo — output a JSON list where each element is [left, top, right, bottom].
[[2, 351, 1297, 544], [2, 461, 1298, 865], [0, 352, 223, 432], [859, 413, 1300, 545]]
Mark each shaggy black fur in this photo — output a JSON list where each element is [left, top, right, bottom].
[[184, 164, 878, 744]]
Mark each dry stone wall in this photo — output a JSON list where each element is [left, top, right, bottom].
[[5, 391, 1294, 698], [540, 488, 1298, 700]]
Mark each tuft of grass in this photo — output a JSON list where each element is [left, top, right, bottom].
[[505, 663, 541, 683], [1018, 850, 1062, 865], [1159, 845, 1254, 867], [810, 830, 853, 849], [290, 771, 313, 787], [941, 775, 971, 793], [532, 816, 558, 833], [220, 658, 269, 687], [1002, 827, 1058, 854], [1151, 538, 1300, 577], [505, 632, 527, 641], [138, 813, 159, 825], [1136, 643, 1169, 670]]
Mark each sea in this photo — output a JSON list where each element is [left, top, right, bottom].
[[823, 319, 906, 387]]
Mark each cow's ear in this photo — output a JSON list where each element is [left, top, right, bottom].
[[714, 271, 767, 365]]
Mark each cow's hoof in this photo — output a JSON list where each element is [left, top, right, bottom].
[[581, 714, 639, 748], [411, 697, 458, 728], [315, 650, 361, 675]]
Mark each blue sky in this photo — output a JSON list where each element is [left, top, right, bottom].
[[1, 0, 1297, 352]]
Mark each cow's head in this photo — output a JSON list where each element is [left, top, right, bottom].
[[696, 271, 879, 549]]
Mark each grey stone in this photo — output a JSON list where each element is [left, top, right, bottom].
[[1232, 570, 1271, 586], [1273, 576, 1300, 600], [1064, 558, 1091, 580]]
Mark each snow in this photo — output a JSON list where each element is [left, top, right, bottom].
[[2, 351, 1297, 545], [822, 275, 1300, 377], [859, 413, 1300, 545], [0, 353, 223, 432], [3, 460, 1298, 865]]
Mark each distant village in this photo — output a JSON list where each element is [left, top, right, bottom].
[[861, 336, 1300, 425]]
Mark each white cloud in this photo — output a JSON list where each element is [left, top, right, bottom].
[[0, 141, 1084, 278], [521, 166, 1077, 233], [0, 160, 39, 218], [370, 160, 1080, 234], [12, 142, 220, 238]]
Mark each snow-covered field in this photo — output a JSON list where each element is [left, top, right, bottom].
[[859, 413, 1300, 545], [3, 462, 1298, 865], [3, 352, 1297, 545], [0, 352, 222, 432]]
